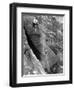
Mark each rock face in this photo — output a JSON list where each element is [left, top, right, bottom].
[[22, 15, 63, 75], [24, 29, 41, 60]]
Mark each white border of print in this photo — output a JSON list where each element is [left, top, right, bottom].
[[16, 7, 69, 83]]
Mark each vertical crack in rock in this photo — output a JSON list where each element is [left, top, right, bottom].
[[23, 27, 46, 74], [24, 27, 41, 61]]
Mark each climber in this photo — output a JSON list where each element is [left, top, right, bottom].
[[32, 17, 38, 32]]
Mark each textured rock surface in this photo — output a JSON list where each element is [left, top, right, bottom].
[[22, 15, 63, 75]]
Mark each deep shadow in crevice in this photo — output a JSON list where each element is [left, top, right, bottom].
[[24, 26, 41, 61]]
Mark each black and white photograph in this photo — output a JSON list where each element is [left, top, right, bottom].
[[22, 14, 63, 76], [10, 3, 72, 87]]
